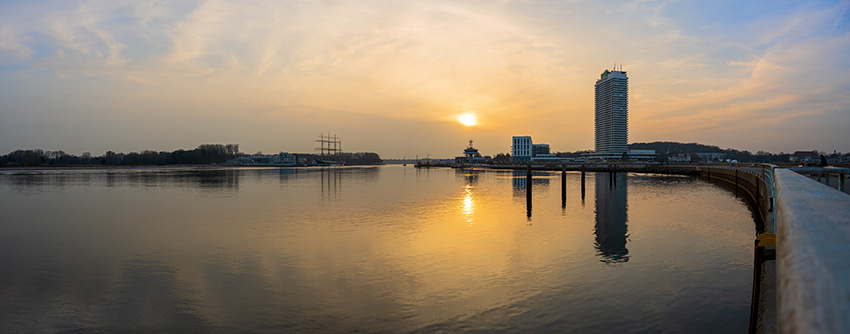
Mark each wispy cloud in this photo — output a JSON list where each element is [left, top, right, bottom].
[[0, 0, 848, 155]]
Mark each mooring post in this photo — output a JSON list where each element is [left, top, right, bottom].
[[825, 173, 830, 187], [581, 164, 586, 192], [841, 173, 845, 192], [527, 164, 532, 217], [561, 165, 566, 208]]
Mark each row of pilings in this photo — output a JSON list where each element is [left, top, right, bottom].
[[521, 163, 630, 218], [457, 163, 776, 333]]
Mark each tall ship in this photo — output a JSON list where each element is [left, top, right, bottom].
[[315, 133, 345, 166]]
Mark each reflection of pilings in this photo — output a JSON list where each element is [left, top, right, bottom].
[[526, 164, 532, 218], [320, 167, 343, 202], [581, 164, 586, 201], [561, 165, 566, 208]]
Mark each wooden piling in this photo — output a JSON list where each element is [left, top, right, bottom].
[[581, 164, 586, 200], [527, 164, 532, 217], [561, 165, 566, 208]]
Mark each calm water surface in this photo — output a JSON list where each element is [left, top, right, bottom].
[[0, 165, 756, 333]]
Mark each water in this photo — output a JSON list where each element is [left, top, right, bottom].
[[0, 166, 756, 333]]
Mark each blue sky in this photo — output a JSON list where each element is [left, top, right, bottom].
[[1, 0, 849, 157]]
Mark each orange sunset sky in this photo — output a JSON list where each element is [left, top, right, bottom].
[[1, 0, 849, 157]]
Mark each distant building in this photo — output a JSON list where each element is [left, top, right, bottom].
[[532, 144, 550, 156], [789, 151, 819, 163], [667, 153, 691, 163], [627, 149, 657, 160], [457, 140, 490, 164], [696, 152, 725, 162], [531, 154, 576, 164], [512, 136, 559, 163], [512, 136, 533, 162], [230, 152, 296, 166], [594, 69, 629, 157]]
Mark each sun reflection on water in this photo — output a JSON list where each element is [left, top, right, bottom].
[[462, 185, 474, 223]]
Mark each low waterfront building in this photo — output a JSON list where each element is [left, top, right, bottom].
[[456, 140, 490, 164], [584, 149, 656, 161], [696, 152, 725, 162], [531, 154, 576, 164], [667, 153, 691, 163], [532, 144, 550, 156], [627, 149, 657, 161], [230, 152, 296, 166], [790, 151, 819, 163]]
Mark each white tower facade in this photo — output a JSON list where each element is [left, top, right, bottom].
[[595, 69, 628, 156], [512, 136, 532, 162]]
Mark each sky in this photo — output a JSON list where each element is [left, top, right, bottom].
[[1, 0, 849, 158]]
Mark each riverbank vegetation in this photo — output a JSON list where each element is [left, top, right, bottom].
[[1, 144, 382, 167]]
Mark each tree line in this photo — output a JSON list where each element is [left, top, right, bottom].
[[1, 144, 242, 167], [629, 141, 798, 162]]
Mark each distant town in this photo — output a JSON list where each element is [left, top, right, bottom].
[[3, 139, 848, 168], [2, 68, 848, 168]]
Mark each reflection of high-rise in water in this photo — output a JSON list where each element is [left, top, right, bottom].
[[594, 172, 629, 263]]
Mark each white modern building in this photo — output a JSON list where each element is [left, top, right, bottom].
[[512, 136, 533, 162], [511, 136, 571, 163], [594, 69, 629, 159]]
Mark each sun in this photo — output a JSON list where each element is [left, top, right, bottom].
[[459, 114, 477, 126]]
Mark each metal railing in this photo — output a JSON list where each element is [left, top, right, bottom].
[[774, 168, 850, 333], [760, 164, 778, 233], [785, 166, 848, 193]]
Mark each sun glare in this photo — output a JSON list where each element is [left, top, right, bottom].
[[459, 114, 477, 126]]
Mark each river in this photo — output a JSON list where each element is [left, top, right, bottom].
[[0, 165, 755, 333]]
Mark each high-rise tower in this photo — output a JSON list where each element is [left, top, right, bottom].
[[594, 69, 628, 156]]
